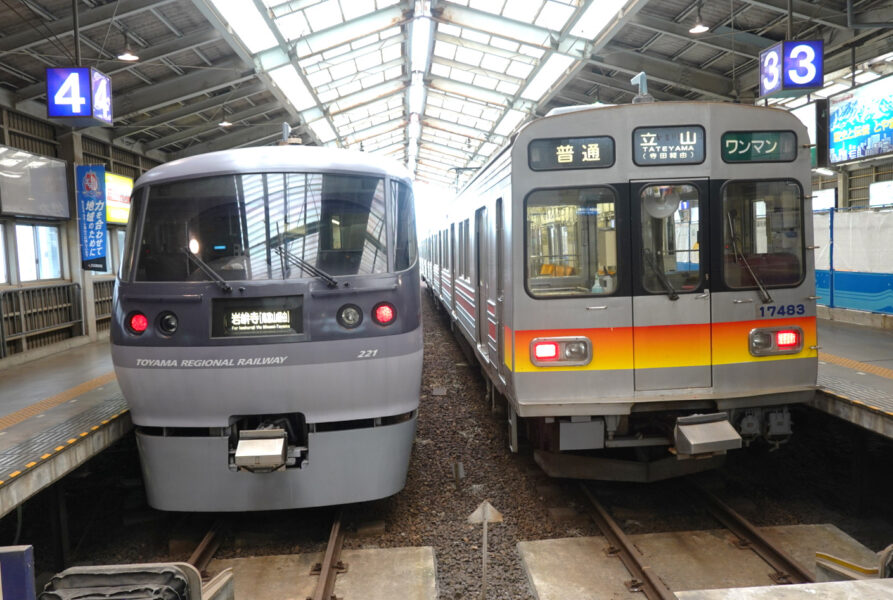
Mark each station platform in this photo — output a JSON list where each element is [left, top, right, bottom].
[[816, 319, 893, 439], [0, 339, 129, 520]]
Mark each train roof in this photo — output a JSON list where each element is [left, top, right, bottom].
[[135, 145, 413, 188]]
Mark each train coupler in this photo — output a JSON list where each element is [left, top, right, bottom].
[[673, 413, 742, 458], [234, 429, 288, 472]]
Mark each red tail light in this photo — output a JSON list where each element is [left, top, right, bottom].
[[533, 341, 560, 360], [372, 302, 396, 326], [775, 330, 800, 348], [128, 312, 148, 334]]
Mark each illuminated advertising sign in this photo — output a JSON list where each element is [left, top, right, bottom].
[[721, 131, 797, 162], [75, 165, 107, 271], [105, 173, 133, 224], [528, 136, 614, 170], [828, 75, 893, 164], [633, 126, 704, 165], [759, 41, 824, 98], [46, 67, 113, 125]]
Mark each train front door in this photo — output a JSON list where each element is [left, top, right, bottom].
[[630, 180, 712, 391]]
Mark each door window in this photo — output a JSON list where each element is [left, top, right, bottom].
[[640, 184, 701, 295]]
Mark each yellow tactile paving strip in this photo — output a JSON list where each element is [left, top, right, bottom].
[[818, 352, 893, 417], [819, 351, 893, 381], [0, 371, 116, 432]]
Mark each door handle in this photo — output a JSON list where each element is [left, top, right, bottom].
[[695, 292, 709, 299], [586, 306, 608, 311], [733, 298, 754, 304]]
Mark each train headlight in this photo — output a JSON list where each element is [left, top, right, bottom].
[[337, 304, 363, 329], [372, 302, 397, 326], [127, 312, 149, 335], [749, 326, 803, 356], [158, 311, 179, 335], [530, 336, 591, 367]]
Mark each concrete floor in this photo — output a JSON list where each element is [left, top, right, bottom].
[[519, 524, 881, 600], [208, 546, 437, 600]]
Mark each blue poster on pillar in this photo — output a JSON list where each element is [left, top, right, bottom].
[[76, 165, 108, 271]]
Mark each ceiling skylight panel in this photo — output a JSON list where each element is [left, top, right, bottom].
[[382, 43, 402, 63], [489, 37, 519, 53], [535, 1, 575, 31], [276, 12, 312, 41], [360, 72, 386, 89], [356, 52, 383, 72], [479, 142, 498, 156], [330, 60, 359, 81], [455, 47, 484, 67], [434, 40, 458, 61], [473, 74, 499, 90], [494, 81, 517, 95], [340, 0, 375, 21], [384, 66, 402, 80], [461, 29, 492, 45], [305, 0, 343, 32], [308, 118, 338, 143], [317, 89, 340, 103], [480, 54, 509, 73], [569, 0, 629, 39], [518, 45, 545, 59], [521, 53, 575, 101], [380, 26, 401, 40], [306, 69, 333, 88], [210, 0, 278, 54], [270, 65, 317, 111], [502, 1, 541, 23], [451, 69, 475, 85], [439, 23, 462, 38], [506, 60, 534, 79], [336, 81, 362, 97], [322, 45, 352, 62], [376, 0, 400, 9]]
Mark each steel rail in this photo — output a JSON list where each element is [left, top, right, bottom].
[[688, 480, 815, 585], [580, 484, 677, 600], [188, 521, 222, 575], [309, 511, 347, 600]]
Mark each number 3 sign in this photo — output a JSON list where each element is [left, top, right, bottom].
[[45, 67, 113, 125], [760, 40, 824, 98]]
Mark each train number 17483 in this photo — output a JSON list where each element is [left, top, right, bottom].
[[759, 304, 805, 317]]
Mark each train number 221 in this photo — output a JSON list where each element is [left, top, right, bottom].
[[760, 304, 805, 317]]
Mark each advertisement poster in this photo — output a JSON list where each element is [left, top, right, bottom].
[[105, 172, 133, 224], [76, 165, 107, 271], [829, 76, 893, 164]]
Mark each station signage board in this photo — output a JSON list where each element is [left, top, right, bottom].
[[759, 40, 824, 98], [528, 136, 614, 170], [632, 126, 704, 165], [721, 131, 797, 162], [828, 75, 893, 165], [75, 165, 107, 272], [46, 67, 113, 126]]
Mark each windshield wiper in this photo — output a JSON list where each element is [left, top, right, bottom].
[[727, 212, 773, 304], [181, 248, 232, 293], [643, 251, 678, 300], [273, 243, 338, 288]]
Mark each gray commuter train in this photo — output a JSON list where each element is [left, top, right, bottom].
[[111, 145, 421, 511], [422, 101, 818, 481]]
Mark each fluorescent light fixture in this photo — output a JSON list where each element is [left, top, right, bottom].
[[270, 65, 316, 111], [308, 118, 338, 143], [855, 71, 881, 84], [210, 0, 278, 54], [569, 0, 629, 39], [117, 49, 139, 62], [218, 118, 233, 127], [521, 54, 575, 102], [409, 73, 426, 114], [813, 167, 835, 177], [689, 21, 709, 34], [494, 109, 527, 136], [410, 16, 433, 73], [812, 82, 849, 98]]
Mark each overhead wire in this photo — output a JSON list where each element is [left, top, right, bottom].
[[0, 0, 74, 64]]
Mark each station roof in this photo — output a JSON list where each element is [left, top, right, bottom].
[[0, 0, 891, 189]]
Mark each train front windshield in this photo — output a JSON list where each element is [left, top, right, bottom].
[[129, 172, 397, 282]]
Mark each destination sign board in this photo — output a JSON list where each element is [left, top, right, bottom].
[[721, 131, 797, 163], [633, 126, 704, 165], [528, 136, 614, 170], [212, 296, 302, 338]]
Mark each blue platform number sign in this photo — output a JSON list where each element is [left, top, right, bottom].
[[760, 40, 823, 98], [76, 165, 108, 272], [46, 67, 113, 124]]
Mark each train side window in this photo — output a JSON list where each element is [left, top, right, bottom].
[[393, 181, 417, 271], [722, 180, 803, 288], [640, 184, 702, 295], [525, 187, 617, 298]]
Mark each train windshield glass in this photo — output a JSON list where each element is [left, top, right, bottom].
[[133, 173, 388, 282], [723, 180, 803, 288], [640, 184, 702, 295], [526, 187, 617, 297]]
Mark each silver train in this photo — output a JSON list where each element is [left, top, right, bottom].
[[112, 145, 421, 511], [422, 101, 818, 482]]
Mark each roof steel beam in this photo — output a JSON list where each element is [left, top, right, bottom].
[[112, 81, 267, 141], [573, 72, 690, 102], [171, 123, 289, 159], [0, 0, 177, 56], [114, 58, 254, 120], [144, 101, 284, 150], [435, 3, 562, 53], [291, 5, 409, 61], [427, 77, 510, 108], [734, 0, 848, 30], [627, 12, 763, 59], [327, 80, 406, 116], [588, 47, 734, 100]]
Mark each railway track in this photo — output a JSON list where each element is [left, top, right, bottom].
[[580, 479, 815, 599]]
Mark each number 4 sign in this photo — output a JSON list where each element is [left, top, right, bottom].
[[759, 40, 824, 98], [46, 67, 113, 125]]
